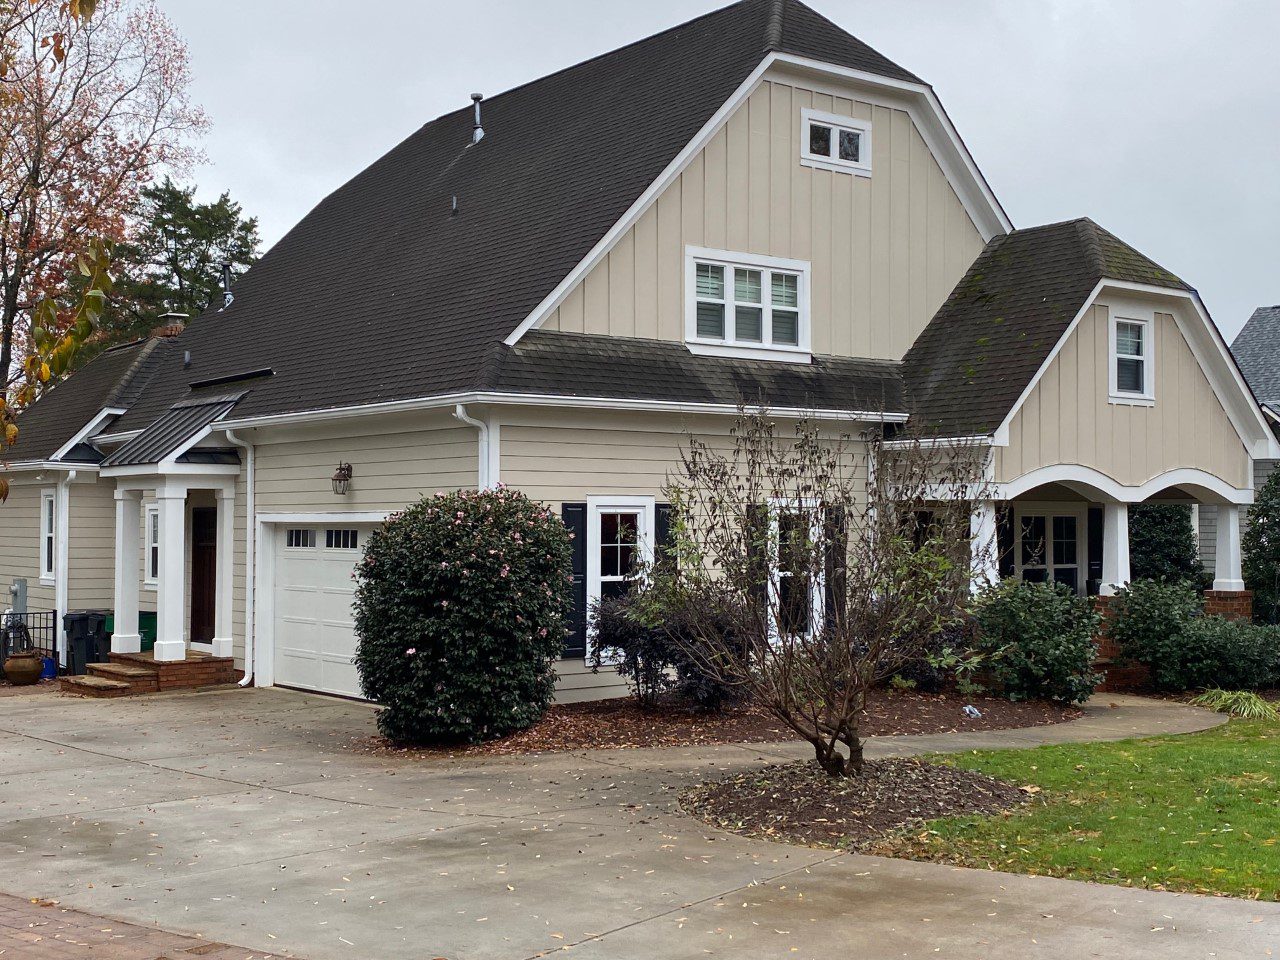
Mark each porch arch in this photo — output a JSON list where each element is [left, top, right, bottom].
[[996, 464, 1252, 506]]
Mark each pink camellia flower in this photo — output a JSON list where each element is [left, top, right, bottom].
[[500, 564, 510, 578], [405, 647, 417, 656], [538, 627, 548, 638]]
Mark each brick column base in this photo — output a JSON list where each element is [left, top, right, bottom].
[[1091, 595, 1151, 692], [1204, 590, 1253, 621]]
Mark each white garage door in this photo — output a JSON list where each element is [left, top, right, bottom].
[[272, 524, 374, 698]]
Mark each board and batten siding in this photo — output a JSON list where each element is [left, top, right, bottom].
[[996, 304, 1252, 490], [540, 70, 985, 362]]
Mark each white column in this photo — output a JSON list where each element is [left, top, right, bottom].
[[154, 486, 188, 662], [210, 487, 236, 658], [970, 500, 999, 592], [111, 489, 142, 654], [1100, 502, 1131, 596], [1213, 504, 1245, 591]]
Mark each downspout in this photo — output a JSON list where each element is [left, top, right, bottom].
[[224, 429, 255, 686], [54, 469, 75, 667], [452, 404, 489, 489]]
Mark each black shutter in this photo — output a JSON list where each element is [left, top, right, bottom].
[[745, 504, 769, 614], [997, 505, 1015, 580], [655, 503, 675, 572], [823, 507, 848, 632], [1086, 506, 1104, 596], [562, 503, 588, 658]]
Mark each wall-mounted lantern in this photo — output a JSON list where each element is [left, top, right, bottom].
[[331, 462, 353, 496]]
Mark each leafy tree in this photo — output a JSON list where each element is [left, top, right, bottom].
[[106, 177, 259, 343], [1244, 470, 1280, 624], [1129, 503, 1204, 585]]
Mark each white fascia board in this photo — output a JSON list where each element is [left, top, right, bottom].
[[99, 463, 241, 479], [502, 52, 1012, 349], [161, 423, 218, 468], [257, 511, 391, 525], [214, 391, 909, 432], [90, 429, 142, 445], [880, 435, 993, 450], [1, 460, 100, 474], [49, 407, 126, 462]]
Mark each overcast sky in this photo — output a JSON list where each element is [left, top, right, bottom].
[[162, 0, 1280, 341]]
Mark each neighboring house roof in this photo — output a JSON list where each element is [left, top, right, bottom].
[[901, 218, 1190, 437], [100, 396, 242, 468], [1232, 305, 1280, 406], [487, 330, 906, 414], [101, 0, 928, 435], [2, 338, 174, 464]]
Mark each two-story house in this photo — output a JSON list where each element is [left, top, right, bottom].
[[3, 0, 1275, 701]]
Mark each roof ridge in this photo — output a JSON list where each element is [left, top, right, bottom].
[[764, 0, 785, 50], [1073, 217, 1108, 281], [102, 339, 161, 408]]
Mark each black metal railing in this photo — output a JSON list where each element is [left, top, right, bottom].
[[1, 610, 57, 663]]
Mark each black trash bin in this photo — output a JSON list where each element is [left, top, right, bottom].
[[64, 610, 110, 676]]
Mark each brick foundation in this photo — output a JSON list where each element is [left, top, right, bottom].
[[1092, 595, 1151, 692], [1204, 590, 1253, 622]]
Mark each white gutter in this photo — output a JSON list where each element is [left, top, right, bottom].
[[451, 404, 490, 489], [216, 391, 907, 432], [223, 429, 256, 687], [54, 469, 75, 666]]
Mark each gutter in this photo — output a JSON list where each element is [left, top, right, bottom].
[[54, 469, 75, 666], [451, 404, 490, 488], [223, 429, 256, 686]]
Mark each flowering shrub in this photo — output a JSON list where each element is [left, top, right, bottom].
[[353, 487, 573, 744]]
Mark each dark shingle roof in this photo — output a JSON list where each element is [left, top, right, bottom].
[[1232, 305, 1280, 406], [488, 330, 906, 413], [101, 396, 241, 468], [901, 218, 1190, 437], [2, 339, 174, 463], [102, 0, 922, 434]]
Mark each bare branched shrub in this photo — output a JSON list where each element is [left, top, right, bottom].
[[641, 409, 993, 777]]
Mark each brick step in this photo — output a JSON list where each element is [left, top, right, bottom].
[[108, 652, 238, 691], [87, 662, 160, 694], [60, 675, 132, 698]]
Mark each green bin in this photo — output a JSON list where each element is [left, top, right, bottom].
[[104, 611, 158, 653]]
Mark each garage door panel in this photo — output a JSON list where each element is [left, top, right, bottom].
[[272, 527, 371, 700]]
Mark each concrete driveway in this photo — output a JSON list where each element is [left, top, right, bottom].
[[0, 687, 1272, 960]]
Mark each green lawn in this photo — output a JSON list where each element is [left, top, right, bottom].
[[873, 719, 1280, 900]]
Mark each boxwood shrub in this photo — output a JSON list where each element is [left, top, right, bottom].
[[972, 578, 1102, 703], [353, 487, 573, 744]]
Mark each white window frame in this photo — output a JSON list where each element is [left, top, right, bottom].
[[800, 108, 872, 177], [1108, 309, 1155, 406], [767, 499, 825, 643], [144, 504, 160, 589], [684, 247, 812, 363], [585, 495, 655, 661], [39, 489, 56, 584], [1012, 504, 1088, 596], [284, 528, 317, 550]]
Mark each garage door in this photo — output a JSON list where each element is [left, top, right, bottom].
[[272, 524, 374, 698]]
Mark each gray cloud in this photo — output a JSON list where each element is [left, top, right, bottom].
[[164, 0, 1280, 339]]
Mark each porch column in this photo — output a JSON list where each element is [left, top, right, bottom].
[[111, 489, 142, 654], [210, 487, 236, 658], [1100, 502, 1130, 596], [154, 485, 188, 662], [1213, 504, 1245, 591], [970, 500, 999, 591]]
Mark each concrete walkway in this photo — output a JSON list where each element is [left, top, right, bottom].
[[0, 687, 1270, 960]]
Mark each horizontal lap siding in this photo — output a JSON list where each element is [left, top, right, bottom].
[[543, 70, 985, 362], [0, 484, 54, 612], [997, 305, 1252, 490], [67, 480, 116, 609]]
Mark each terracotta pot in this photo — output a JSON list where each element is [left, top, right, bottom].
[[3, 652, 43, 686]]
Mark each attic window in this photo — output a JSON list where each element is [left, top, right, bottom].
[[1109, 312, 1155, 405], [801, 109, 871, 176], [685, 247, 811, 363]]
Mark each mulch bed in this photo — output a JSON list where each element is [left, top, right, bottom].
[[354, 690, 1079, 759], [681, 758, 1031, 849]]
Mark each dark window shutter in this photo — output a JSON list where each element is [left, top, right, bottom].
[[997, 505, 1015, 580], [823, 507, 848, 632], [745, 503, 769, 612], [1086, 506, 1104, 596], [655, 502, 675, 572], [562, 503, 588, 659]]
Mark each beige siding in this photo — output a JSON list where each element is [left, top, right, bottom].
[[0, 482, 55, 613], [996, 304, 1251, 489], [66, 479, 116, 609], [542, 72, 985, 361]]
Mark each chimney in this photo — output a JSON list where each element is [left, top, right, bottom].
[[471, 93, 484, 144], [219, 262, 234, 310], [150, 312, 188, 339]]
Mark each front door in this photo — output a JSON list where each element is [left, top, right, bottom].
[[190, 507, 217, 645], [1014, 507, 1086, 594]]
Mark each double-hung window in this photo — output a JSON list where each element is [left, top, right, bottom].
[[800, 108, 872, 176], [687, 248, 810, 361], [40, 490, 56, 583], [144, 505, 160, 587], [1109, 311, 1154, 404]]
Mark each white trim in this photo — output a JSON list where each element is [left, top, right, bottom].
[[88, 429, 141, 445], [38, 488, 56, 584], [53, 475, 73, 663], [100, 463, 242, 479], [799, 107, 871, 177], [584, 495, 655, 664], [215, 390, 907, 431], [996, 464, 1253, 506], [1107, 303, 1155, 405], [766, 498, 825, 643], [2, 461, 100, 474], [144, 504, 160, 589], [1011, 503, 1089, 595], [49, 407, 125, 462], [502, 51, 1011, 348], [684, 246, 812, 359], [257, 511, 391, 525]]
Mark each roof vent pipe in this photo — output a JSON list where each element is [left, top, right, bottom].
[[219, 262, 234, 310], [471, 93, 484, 144]]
